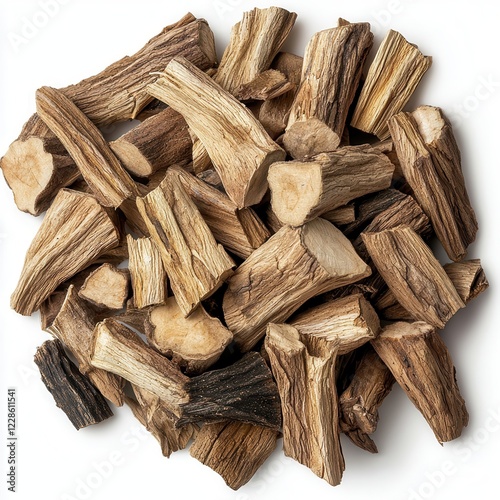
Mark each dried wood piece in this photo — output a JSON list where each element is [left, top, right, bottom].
[[388, 106, 478, 261], [190, 421, 278, 490], [145, 297, 233, 374], [372, 322, 469, 443], [374, 288, 413, 321], [322, 205, 356, 226], [444, 259, 489, 303], [36, 86, 138, 208], [147, 56, 286, 208], [351, 30, 432, 139], [168, 166, 270, 259], [268, 145, 394, 226], [290, 294, 380, 355], [11, 189, 120, 316], [234, 69, 294, 101], [265, 323, 344, 486], [223, 218, 371, 352], [191, 133, 212, 174], [127, 235, 167, 309], [135, 99, 168, 121], [114, 304, 149, 333], [137, 174, 234, 316], [339, 346, 395, 453], [40, 291, 67, 330], [34, 339, 113, 429], [284, 21, 373, 159]]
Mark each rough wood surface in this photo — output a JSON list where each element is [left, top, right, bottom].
[[388, 106, 478, 261], [351, 30, 432, 139], [234, 69, 294, 101], [190, 421, 278, 490], [11, 189, 120, 316], [372, 322, 469, 443], [224, 218, 371, 352], [322, 205, 356, 226], [444, 259, 489, 303], [34, 339, 113, 429]]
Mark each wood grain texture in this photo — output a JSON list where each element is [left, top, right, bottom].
[[443, 259, 489, 303]]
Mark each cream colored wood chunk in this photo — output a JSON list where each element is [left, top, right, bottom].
[[145, 297, 233, 374], [191, 132, 212, 174], [234, 69, 294, 101]]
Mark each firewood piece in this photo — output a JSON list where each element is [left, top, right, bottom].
[[36, 86, 138, 208], [78, 263, 130, 310], [168, 166, 270, 259], [362, 226, 464, 328], [190, 421, 278, 490], [351, 30, 432, 139], [284, 21, 373, 159], [196, 169, 223, 191], [265, 323, 344, 486], [322, 205, 356, 226], [47, 286, 125, 406], [268, 145, 394, 227], [290, 294, 380, 355], [371, 322, 469, 443], [40, 291, 67, 330], [110, 107, 192, 178], [136, 174, 234, 317], [11, 189, 120, 316], [444, 259, 489, 303], [127, 235, 167, 309], [339, 346, 395, 453], [147, 57, 286, 208], [388, 106, 478, 261], [145, 297, 233, 374], [234, 69, 294, 101], [374, 289, 414, 321], [34, 339, 113, 429], [223, 218, 371, 352], [135, 99, 168, 121]]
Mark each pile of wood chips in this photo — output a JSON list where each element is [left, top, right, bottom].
[[1, 6, 489, 490]]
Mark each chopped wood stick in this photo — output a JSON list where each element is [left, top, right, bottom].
[[223, 218, 371, 352], [147, 56, 286, 208], [127, 235, 167, 309], [290, 294, 380, 355], [265, 323, 344, 486], [145, 297, 233, 374], [11, 189, 120, 316], [190, 421, 278, 489], [339, 346, 395, 453], [196, 169, 224, 191], [168, 166, 270, 259], [191, 133, 212, 174], [118, 195, 151, 237], [443, 259, 489, 303], [322, 205, 356, 226], [136, 173, 234, 316], [388, 106, 478, 261], [34, 339, 113, 429], [47, 286, 125, 406], [362, 226, 464, 328], [268, 145, 394, 226], [36, 86, 138, 208], [284, 21, 373, 159], [78, 263, 130, 310], [234, 69, 294, 101], [371, 322, 469, 443], [351, 30, 432, 139], [374, 288, 414, 321]]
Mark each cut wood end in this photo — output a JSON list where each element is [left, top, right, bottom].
[[109, 140, 153, 178], [412, 105, 446, 144]]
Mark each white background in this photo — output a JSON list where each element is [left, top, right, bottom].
[[1, 1, 499, 499]]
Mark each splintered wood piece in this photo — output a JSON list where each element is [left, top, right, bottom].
[[36, 86, 138, 208], [191, 133, 212, 174], [223, 218, 371, 352], [34, 339, 113, 430], [234, 69, 294, 101], [351, 30, 432, 139], [339, 346, 395, 453], [168, 166, 270, 258], [11, 189, 120, 316], [284, 21, 373, 159], [388, 106, 478, 261], [147, 56, 286, 208], [372, 322, 469, 443], [136, 174, 234, 316], [322, 205, 356, 226], [265, 323, 344, 486], [374, 288, 414, 321], [145, 297, 233, 374], [290, 294, 380, 355], [114, 305, 149, 333], [47, 286, 125, 406], [362, 226, 464, 328], [190, 421, 278, 490], [444, 259, 489, 303], [127, 235, 167, 309], [268, 145, 394, 226], [40, 291, 67, 331], [0, 115, 79, 215]]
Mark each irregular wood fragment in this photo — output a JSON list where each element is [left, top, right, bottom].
[[114, 305, 148, 333], [322, 205, 356, 226], [191, 133, 212, 174], [40, 291, 67, 330], [388, 106, 478, 261], [444, 259, 489, 303], [190, 421, 278, 489], [371, 322, 469, 443], [374, 288, 414, 321], [223, 218, 371, 352], [234, 69, 294, 101], [135, 99, 168, 121], [351, 30, 432, 139], [11, 189, 120, 316], [34, 339, 113, 429]]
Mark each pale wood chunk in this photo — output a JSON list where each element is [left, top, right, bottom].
[[444, 259, 489, 303], [234, 69, 294, 101], [322, 205, 356, 226]]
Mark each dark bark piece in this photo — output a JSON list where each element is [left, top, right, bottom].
[[34, 339, 113, 430]]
